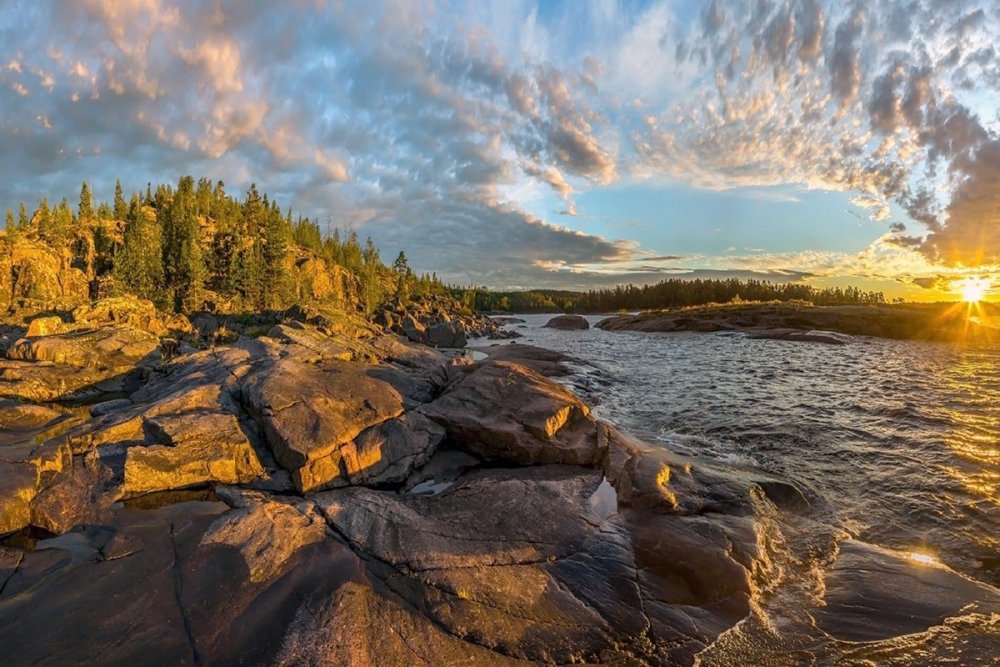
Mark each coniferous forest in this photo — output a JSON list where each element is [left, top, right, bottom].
[[451, 279, 888, 314], [1, 176, 448, 316]]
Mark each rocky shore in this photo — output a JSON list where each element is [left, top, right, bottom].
[[596, 301, 1000, 344], [0, 296, 807, 665]]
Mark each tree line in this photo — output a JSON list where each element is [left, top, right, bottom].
[[3, 177, 447, 314], [453, 278, 887, 313]]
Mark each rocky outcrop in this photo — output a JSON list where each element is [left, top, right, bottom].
[[0, 327, 800, 665], [71, 296, 190, 336], [813, 540, 1000, 642], [0, 238, 89, 312], [744, 328, 853, 345], [545, 314, 590, 330], [0, 325, 160, 403], [8, 325, 160, 369], [376, 293, 517, 344]]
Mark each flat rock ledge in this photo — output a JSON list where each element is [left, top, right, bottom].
[[1, 322, 816, 665]]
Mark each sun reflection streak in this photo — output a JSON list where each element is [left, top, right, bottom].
[[908, 551, 939, 566]]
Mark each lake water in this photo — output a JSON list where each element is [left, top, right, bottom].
[[472, 314, 1000, 665]]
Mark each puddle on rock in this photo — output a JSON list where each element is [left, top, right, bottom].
[[408, 479, 455, 496], [589, 477, 618, 520]]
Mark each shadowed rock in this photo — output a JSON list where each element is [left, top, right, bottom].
[[814, 540, 1000, 642], [544, 314, 590, 330]]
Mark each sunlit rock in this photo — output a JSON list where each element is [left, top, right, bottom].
[[121, 413, 264, 497], [420, 359, 601, 466]]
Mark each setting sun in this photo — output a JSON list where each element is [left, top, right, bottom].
[[956, 277, 990, 303]]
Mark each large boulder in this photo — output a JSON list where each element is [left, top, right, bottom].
[[424, 320, 466, 348], [25, 315, 66, 337], [544, 314, 590, 330], [241, 357, 418, 492], [420, 360, 601, 466], [121, 413, 264, 497]]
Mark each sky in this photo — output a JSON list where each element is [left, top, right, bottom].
[[2, 1, 1000, 300]]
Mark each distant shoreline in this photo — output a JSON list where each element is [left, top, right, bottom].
[[593, 301, 1000, 344]]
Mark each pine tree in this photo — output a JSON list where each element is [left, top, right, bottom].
[[4, 209, 13, 232], [17, 202, 28, 230], [393, 251, 411, 304]]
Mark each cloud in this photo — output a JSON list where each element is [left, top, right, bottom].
[[1, 0, 1000, 290], [828, 6, 865, 105]]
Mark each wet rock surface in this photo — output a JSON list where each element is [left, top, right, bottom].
[[0, 315, 855, 665]]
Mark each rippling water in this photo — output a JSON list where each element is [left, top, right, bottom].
[[472, 314, 1000, 665]]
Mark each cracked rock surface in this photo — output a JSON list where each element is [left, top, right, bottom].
[[0, 316, 786, 665]]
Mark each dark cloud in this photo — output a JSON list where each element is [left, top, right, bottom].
[[795, 0, 825, 60], [828, 6, 866, 104]]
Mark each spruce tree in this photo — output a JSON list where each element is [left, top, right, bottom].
[[79, 182, 93, 221], [161, 176, 204, 312], [113, 179, 127, 220], [360, 236, 384, 314], [17, 202, 28, 230], [262, 201, 290, 308], [114, 195, 164, 302]]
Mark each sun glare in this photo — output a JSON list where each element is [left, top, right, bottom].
[[956, 277, 990, 303]]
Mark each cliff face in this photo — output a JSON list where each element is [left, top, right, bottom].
[[0, 238, 90, 311], [288, 252, 361, 309]]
